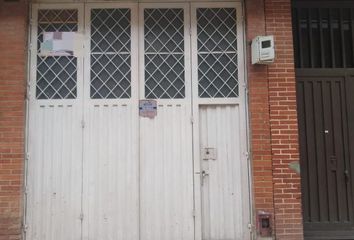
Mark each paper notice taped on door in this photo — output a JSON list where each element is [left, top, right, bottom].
[[139, 100, 157, 119], [40, 32, 76, 56]]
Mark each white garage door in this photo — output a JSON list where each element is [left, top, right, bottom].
[[25, 2, 250, 240]]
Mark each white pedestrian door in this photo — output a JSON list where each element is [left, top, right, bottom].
[[26, 2, 250, 240]]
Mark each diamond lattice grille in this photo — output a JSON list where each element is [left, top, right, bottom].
[[197, 8, 239, 98], [36, 9, 78, 99], [90, 9, 131, 99], [144, 8, 185, 99]]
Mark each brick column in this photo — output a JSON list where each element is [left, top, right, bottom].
[[245, 0, 275, 233], [264, 0, 303, 239], [0, 1, 28, 239]]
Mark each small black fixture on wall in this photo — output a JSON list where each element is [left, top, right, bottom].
[[257, 211, 272, 237]]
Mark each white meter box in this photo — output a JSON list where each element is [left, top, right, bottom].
[[251, 35, 275, 64]]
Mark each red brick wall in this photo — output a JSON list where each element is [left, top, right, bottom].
[[0, 1, 28, 239], [265, 0, 303, 239], [245, 0, 275, 232], [246, 0, 304, 239]]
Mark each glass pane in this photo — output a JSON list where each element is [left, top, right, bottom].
[[198, 53, 238, 98], [144, 8, 185, 99], [36, 9, 78, 99], [197, 8, 239, 98], [90, 9, 131, 99]]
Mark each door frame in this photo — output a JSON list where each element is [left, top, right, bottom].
[[28, 3, 85, 104], [138, 2, 192, 104], [24, 2, 252, 239], [190, 2, 251, 239], [83, 3, 140, 240], [25, 3, 85, 240], [296, 68, 354, 239], [84, 2, 140, 106]]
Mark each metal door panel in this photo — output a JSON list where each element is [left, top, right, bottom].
[[83, 104, 139, 240], [199, 105, 245, 240], [140, 103, 194, 240], [82, 4, 139, 240], [292, 2, 354, 69], [26, 104, 83, 240], [26, 4, 84, 240], [191, 3, 250, 240], [26, 3, 249, 240], [139, 4, 194, 240], [296, 69, 354, 238]]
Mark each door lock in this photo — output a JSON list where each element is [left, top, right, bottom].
[[202, 147, 216, 160], [202, 170, 209, 177], [196, 170, 209, 185]]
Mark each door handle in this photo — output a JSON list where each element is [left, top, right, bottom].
[[202, 170, 209, 177], [196, 170, 209, 186]]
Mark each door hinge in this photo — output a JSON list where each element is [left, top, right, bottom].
[[24, 185, 29, 195], [244, 151, 250, 160], [26, 85, 31, 100], [23, 224, 28, 233], [25, 152, 30, 161], [192, 209, 196, 218], [80, 213, 84, 221], [248, 223, 253, 232], [190, 116, 194, 124], [81, 120, 85, 129], [242, 83, 248, 92]]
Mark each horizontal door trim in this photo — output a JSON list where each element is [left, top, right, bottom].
[[296, 68, 354, 77]]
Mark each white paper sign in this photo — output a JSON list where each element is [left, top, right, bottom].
[[139, 100, 157, 119], [40, 32, 76, 56]]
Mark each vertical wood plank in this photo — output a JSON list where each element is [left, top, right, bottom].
[[339, 8, 347, 67], [319, 9, 325, 68], [292, 8, 300, 68], [345, 73, 354, 223], [304, 81, 319, 221], [297, 8, 304, 68], [329, 9, 336, 68], [308, 9, 314, 68], [351, 9, 354, 64], [331, 80, 347, 221], [297, 80, 310, 222], [322, 79, 337, 222], [339, 75, 352, 222], [313, 80, 329, 221]]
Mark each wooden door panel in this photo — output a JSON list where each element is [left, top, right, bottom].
[[296, 69, 354, 238]]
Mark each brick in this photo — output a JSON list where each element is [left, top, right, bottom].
[[265, 0, 303, 238], [246, 0, 303, 238], [0, 1, 27, 239]]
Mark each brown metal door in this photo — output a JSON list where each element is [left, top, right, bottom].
[[296, 69, 354, 239], [292, 1, 354, 238]]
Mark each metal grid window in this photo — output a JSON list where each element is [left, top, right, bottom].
[[292, 6, 354, 68], [36, 9, 78, 99], [90, 9, 132, 99], [197, 8, 239, 98], [144, 8, 185, 99]]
